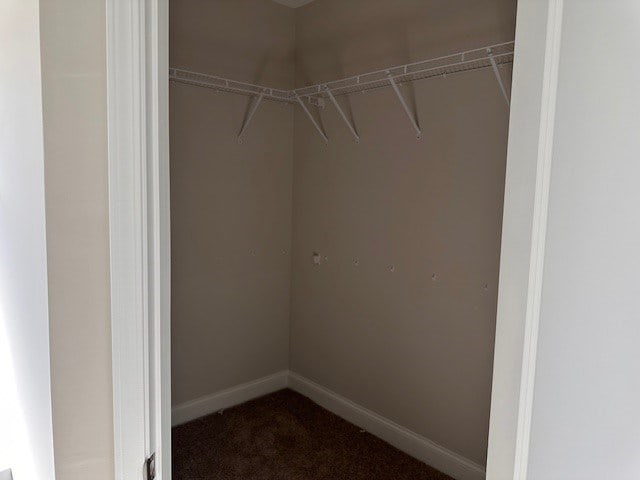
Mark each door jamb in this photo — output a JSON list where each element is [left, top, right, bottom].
[[106, 1, 563, 479], [486, 1, 564, 479], [107, 0, 170, 478]]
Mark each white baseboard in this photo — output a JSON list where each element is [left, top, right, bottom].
[[171, 370, 288, 426], [288, 371, 486, 480], [171, 370, 485, 480]]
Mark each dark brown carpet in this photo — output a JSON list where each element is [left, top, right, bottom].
[[172, 389, 453, 480]]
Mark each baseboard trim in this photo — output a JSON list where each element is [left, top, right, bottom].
[[288, 372, 486, 480], [171, 370, 289, 426], [171, 370, 485, 480]]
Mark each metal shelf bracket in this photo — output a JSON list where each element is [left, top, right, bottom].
[[387, 73, 422, 139], [325, 86, 360, 143], [237, 92, 265, 143], [295, 95, 329, 144], [487, 49, 510, 106]]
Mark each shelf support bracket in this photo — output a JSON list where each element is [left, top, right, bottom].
[[487, 50, 510, 106], [237, 92, 265, 142], [325, 87, 360, 143], [387, 74, 422, 139], [295, 95, 329, 143]]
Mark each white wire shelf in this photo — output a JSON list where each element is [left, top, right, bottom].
[[169, 41, 514, 143], [293, 41, 514, 100], [169, 68, 295, 103]]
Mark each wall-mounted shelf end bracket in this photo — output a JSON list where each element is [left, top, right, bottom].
[[387, 73, 422, 139], [487, 49, 510, 106], [237, 92, 265, 143]]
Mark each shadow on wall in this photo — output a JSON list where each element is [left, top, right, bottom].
[[0, 310, 36, 479]]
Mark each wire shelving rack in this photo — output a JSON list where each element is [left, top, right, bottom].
[[169, 41, 514, 143]]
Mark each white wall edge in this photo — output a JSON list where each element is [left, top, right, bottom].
[[145, 0, 172, 478], [512, 1, 564, 479], [289, 372, 485, 480], [171, 371, 289, 426], [486, 1, 565, 478]]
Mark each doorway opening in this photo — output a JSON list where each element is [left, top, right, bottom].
[[168, 1, 515, 479]]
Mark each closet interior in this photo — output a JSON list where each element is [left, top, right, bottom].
[[169, 1, 516, 479]]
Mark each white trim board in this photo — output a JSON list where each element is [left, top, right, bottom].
[[486, 1, 564, 479], [171, 371, 485, 480], [512, 1, 563, 478], [108, 0, 171, 478], [107, 1, 149, 478], [172, 371, 289, 426], [289, 372, 486, 480]]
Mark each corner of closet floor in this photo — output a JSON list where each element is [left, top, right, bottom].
[[171, 370, 290, 426], [287, 371, 486, 480]]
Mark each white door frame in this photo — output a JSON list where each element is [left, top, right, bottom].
[[106, 1, 563, 479], [107, 0, 171, 479], [486, 1, 564, 479]]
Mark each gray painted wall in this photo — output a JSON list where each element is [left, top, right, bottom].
[[170, 0, 295, 405], [170, 0, 515, 467], [290, 0, 515, 466]]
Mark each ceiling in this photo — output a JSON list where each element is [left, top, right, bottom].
[[271, 0, 316, 8]]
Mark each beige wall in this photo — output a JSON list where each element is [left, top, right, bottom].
[[290, 0, 516, 466], [171, 0, 296, 89], [170, 0, 296, 405], [40, 1, 114, 479]]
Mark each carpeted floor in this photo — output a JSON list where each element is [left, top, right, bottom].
[[172, 389, 453, 480]]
